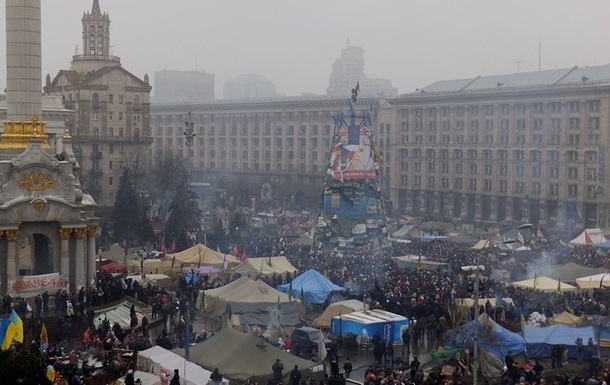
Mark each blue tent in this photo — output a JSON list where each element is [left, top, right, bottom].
[[524, 324, 597, 359], [445, 315, 527, 360], [277, 269, 345, 306], [597, 239, 610, 249]]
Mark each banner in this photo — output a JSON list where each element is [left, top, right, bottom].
[[9, 273, 68, 295]]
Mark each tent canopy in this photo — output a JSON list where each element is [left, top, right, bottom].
[[549, 311, 586, 327], [232, 256, 297, 279], [137, 346, 227, 385], [100, 261, 127, 273], [277, 269, 345, 306], [173, 327, 319, 384], [571, 228, 606, 245], [523, 324, 597, 359], [313, 299, 364, 329], [97, 244, 127, 261], [511, 276, 577, 292], [392, 224, 419, 239], [532, 262, 608, 283], [166, 243, 239, 267], [204, 276, 299, 326], [576, 273, 610, 289]]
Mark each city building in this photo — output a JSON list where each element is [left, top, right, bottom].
[[153, 63, 610, 233], [1, 0, 100, 293], [44, 0, 153, 208], [222, 74, 277, 100], [384, 64, 610, 231], [326, 43, 397, 98], [153, 69, 215, 103]]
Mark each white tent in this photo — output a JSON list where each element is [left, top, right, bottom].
[[511, 276, 577, 292], [571, 228, 606, 245], [576, 273, 610, 289], [137, 346, 228, 385], [116, 371, 161, 385]]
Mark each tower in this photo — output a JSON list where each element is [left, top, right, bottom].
[[82, 0, 111, 59]]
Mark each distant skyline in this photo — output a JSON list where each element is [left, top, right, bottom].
[[1, 0, 610, 98]]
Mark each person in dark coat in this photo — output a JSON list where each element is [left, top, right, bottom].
[[272, 359, 284, 384], [385, 340, 395, 367], [401, 328, 411, 357], [342, 358, 352, 379], [290, 365, 301, 385], [210, 368, 223, 385], [170, 369, 180, 385], [410, 356, 420, 380]]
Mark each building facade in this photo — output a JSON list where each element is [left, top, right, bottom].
[[222, 74, 277, 100], [153, 64, 610, 233], [43, 0, 152, 207], [384, 64, 610, 231], [154, 69, 215, 103]]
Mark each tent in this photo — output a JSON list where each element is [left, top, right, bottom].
[[330, 309, 409, 344], [419, 234, 450, 242], [166, 243, 239, 268], [99, 261, 127, 274], [523, 324, 597, 359], [313, 299, 365, 329], [97, 244, 127, 261], [277, 269, 345, 306], [129, 274, 171, 288], [137, 346, 228, 385], [204, 276, 300, 326], [173, 327, 321, 385], [127, 258, 177, 275], [445, 314, 526, 378], [232, 257, 297, 279], [392, 224, 419, 239], [447, 230, 480, 244], [576, 273, 610, 289], [116, 371, 161, 385], [511, 276, 577, 292], [596, 239, 610, 249], [292, 233, 314, 246], [549, 311, 586, 327], [570, 228, 606, 245], [534, 262, 607, 283], [392, 256, 450, 272]]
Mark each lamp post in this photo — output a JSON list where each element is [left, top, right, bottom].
[[184, 112, 196, 179], [470, 223, 532, 385]]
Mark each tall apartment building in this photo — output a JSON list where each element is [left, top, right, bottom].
[[326, 44, 397, 98], [384, 64, 610, 231], [154, 70, 215, 103], [152, 63, 610, 232], [44, 0, 152, 207]]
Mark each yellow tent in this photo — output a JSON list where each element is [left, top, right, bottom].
[[511, 276, 577, 292], [166, 244, 239, 268], [232, 256, 297, 279], [549, 311, 586, 327]]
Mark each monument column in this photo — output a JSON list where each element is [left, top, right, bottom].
[[6, 230, 19, 289], [86, 226, 98, 288], [74, 228, 87, 289], [58, 228, 72, 284]]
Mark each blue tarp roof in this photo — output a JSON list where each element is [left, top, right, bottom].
[[524, 325, 597, 359], [596, 239, 610, 248], [446, 317, 526, 360], [277, 269, 345, 305]]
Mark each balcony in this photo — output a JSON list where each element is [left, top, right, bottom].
[[72, 54, 121, 64]]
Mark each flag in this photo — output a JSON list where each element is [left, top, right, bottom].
[[216, 241, 221, 253], [0, 318, 10, 351], [222, 254, 229, 272], [318, 329, 327, 362], [171, 255, 176, 268], [520, 309, 526, 334], [40, 322, 48, 351], [170, 238, 177, 253], [9, 309, 23, 343], [288, 281, 293, 301], [231, 244, 239, 257], [446, 300, 453, 322], [517, 231, 525, 244], [557, 277, 562, 293], [488, 238, 495, 247], [597, 248, 605, 257], [537, 229, 544, 239], [241, 248, 247, 262], [533, 273, 538, 290]]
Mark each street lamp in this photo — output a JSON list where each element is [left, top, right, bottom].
[[184, 112, 197, 178], [470, 223, 532, 385]]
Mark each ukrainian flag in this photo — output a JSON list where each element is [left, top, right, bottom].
[[2, 309, 24, 349]]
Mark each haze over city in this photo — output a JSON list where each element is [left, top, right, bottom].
[[2, 0, 610, 97]]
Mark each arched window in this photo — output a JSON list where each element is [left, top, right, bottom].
[[119, 128, 124, 137], [92, 127, 99, 138], [91, 93, 100, 109], [133, 128, 140, 141]]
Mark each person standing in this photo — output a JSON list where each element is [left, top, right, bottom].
[[385, 340, 395, 368], [35, 294, 42, 318], [272, 359, 284, 385], [170, 369, 180, 385], [290, 365, 301, 385], [125, 369, 135, 385], [210, 368, 223, 385], [401, 327, 411, 358], [42, 291, 49, 314], [576, 337, 584, 365], [410, 356, 420, 380], [343, 358, 352, 379]]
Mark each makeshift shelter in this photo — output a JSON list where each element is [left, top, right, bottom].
[[576, 273, 610, 289], [454, 298, 514, 321], [445, 314, 526, 378], [95, 299, 148, 330], [330, 309, 409, 344], [97, 244, 127, 261], [232, 256, 297, 279], [534, 262, 607, 283], [129, 274, 171, 288], [173, 327, 321, 385], [99, 261, 127, 274], [511, 276, 577, 293], [137, 346, 228, 385], [571, 228, 606, 245], [549, 311, 586, 327], [392, 224, 420, 239], [204, 276, 300, 326], [313, 299, 365, 329], [523, 324, 597, 359], [277, 269, 345, 306], [127, 258, 177, 275], [166, 243, 239, 268]]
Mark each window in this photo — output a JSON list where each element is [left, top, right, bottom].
[[587, 168, 598, 180], [108, 112, 113, 121], [485, 120, 494, 131], [568, 167, 578, 180], [92, 127, 99, 138], [484, 105, 494, 115], [532, 103, 543, 113], [133, 95, 140, 109], [568, 134, 580, 145], [92, 113, 99, 121], [499, 180, 507, 193], [533, 119, 543, 130], [549, 167, 559, 179], [588, 117, 600, 129], [568, 185, 578, 197], [484, 164, 492, 175], [532, 166, 541, 178], [515, 104, 526, 114], [568, 101, 580, 112], [108, 94, 113, 104], [119, 95, 124, 104], [119, 112, 124, 121], [109, 127, 114, 136], [587, 185, 598, 198], [588, 100, 600, 112], [91, 93, 100, 109], [119, 128, 124, 137], [456, 121, 464, 130], [455, 107, 464, 116], [550, 102, 561, 113], [484, 180, 492, 191], [500, 165, 508, 176], [109, 177, 113, 186]]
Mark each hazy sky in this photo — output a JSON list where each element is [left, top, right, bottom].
[[2, 0, 610, 97]]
